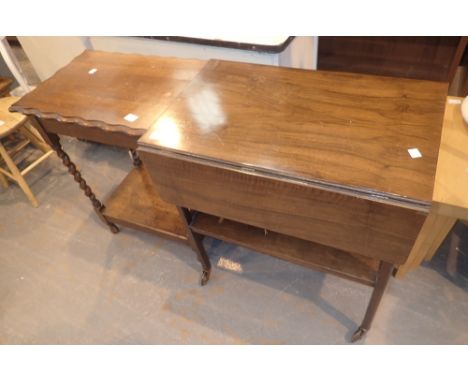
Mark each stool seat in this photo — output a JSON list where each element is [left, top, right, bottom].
[[0, 96, 27, 139]]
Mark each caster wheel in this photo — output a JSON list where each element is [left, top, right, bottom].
[[351, 327, 367, 343], [109, 223, 120, 234], [200, 270, 210, 286]]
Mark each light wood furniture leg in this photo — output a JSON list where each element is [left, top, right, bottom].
[[395, 212, 457, 278], [19, 123, 51, 154], [0, 141, 39, 207], [0, 171, 8, 188]]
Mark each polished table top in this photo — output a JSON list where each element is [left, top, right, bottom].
[[139, 59, 448, 207], [10, 50, 206, 137]]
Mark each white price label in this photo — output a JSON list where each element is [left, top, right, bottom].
[[408, 148, 422, 159], [124, 113, 139, 122]]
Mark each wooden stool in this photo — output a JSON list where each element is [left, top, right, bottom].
[[0, 96, 53, 207]]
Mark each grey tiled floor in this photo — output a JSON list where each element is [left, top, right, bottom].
[[1, 138, 468, 344]]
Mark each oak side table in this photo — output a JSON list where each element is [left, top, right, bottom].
[[396, 96, 468, 277], [138, 59, 448, 341]]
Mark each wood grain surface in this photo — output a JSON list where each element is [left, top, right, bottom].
[[139, 59, 447, 205], [191, 212, 380, 286], [9, 50, 206, 137], [103, 166, 187, 241], [318, 36, 462, 82], [39, 118, 140, 149], [139, 149, 426, 265]]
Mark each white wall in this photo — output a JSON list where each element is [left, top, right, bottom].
[[90, 36, 280, 66], [17, 36, 89, 80], [18, 36, 318, 82], [279, 36, 318, 69]]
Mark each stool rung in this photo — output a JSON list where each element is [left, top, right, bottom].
[[20, 150, 54, 176]]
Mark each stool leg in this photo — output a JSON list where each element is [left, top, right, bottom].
[[0, 141, 39, 207], [19, 123, 52, 154], [0, 171, 8, 188], [351, 261, 394, 342]]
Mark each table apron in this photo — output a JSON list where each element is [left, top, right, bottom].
[[139, 149, 426, 265], [40, 118, 140, 149]]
